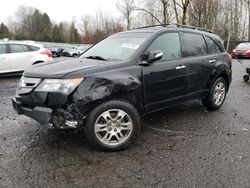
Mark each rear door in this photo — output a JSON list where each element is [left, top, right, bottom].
[[180, 32, 212, 97], [8, 44, 33, 72], [142, 32, 189, 113], [0, 44, 10, 73]]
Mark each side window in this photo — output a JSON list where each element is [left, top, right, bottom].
[[182, 33, 207, 57], [204, 36, 222, 54], [147, 32, 181, 61], [0, 44, 6, 54], [29, 46, 40, 51], [10, 44, 29, 53]]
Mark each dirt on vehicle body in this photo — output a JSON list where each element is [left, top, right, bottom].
[[12, 25, 232, 151]]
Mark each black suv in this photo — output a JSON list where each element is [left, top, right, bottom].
[[12, 25, 232, 151]]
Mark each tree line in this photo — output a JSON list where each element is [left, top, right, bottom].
[[0, 0, 249, 49], [117, 0, 248, 48], [0, 5, 123, 44]]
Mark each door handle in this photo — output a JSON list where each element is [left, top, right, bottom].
[[209, 59, 217, 63], [176, 65, 186, 70]]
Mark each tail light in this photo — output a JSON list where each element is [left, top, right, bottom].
[[40, 49, 52, 58]]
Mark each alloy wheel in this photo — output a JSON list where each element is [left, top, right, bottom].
[[94, 109, 133, 146]]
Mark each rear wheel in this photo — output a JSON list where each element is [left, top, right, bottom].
[[202, 77, 227, 110], [84, 100, 141, 151]]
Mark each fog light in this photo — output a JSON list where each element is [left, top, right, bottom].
[[65, 120, 78, 128]]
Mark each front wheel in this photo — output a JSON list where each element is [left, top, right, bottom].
[[84, 100, 141, 151], [202, 77, 227, 110]]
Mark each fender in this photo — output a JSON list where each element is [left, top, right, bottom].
[[210, 60, 231, 91], [70, 72, 143, 116]]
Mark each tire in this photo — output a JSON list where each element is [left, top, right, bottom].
[[243, 75, 249, 82], [84, 100, 141, 151], [202, 77, 227, 111]]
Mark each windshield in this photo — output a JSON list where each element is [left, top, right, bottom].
[[81, 33, 151, 61], [238, 43, 250, 48]]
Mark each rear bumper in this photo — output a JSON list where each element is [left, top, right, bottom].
[[232, 53, 250, 59], [12, 98, 52, 125]]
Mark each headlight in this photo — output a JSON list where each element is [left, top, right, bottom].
[[36, 78, 84, 95]]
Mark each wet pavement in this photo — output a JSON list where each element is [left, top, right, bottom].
[[0, 60, 250, 188]]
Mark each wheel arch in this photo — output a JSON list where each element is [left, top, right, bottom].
[[83, 91, 144, 117], [214, 73, 230, 92], [71, 74, 144, 118], [32, 61, 44, 65]]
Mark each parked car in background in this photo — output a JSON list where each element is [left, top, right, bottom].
[[232, 42, 250, 59], [0, 41, 52, 74], [61, 48, 79, 57], [76, 47, 90, 55], [48, 47, 64, 57]]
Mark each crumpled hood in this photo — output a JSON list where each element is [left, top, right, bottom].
[[23, 58, 108, 78]]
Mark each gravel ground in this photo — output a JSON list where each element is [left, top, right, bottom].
[[0, 60, 250, 188]]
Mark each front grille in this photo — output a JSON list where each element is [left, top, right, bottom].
[[17, 77, 41, 95]]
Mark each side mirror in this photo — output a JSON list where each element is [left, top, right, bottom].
[[140, 50, 163, 66], [148, 50, 163, 64]]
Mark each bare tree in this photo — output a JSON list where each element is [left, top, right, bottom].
[[14, 5, 53, 41], [181, 0, 191, 25], [15, 6, 36, 36], [172, 0, 180, 23], [160, 0, 170, 26], [79, 12, 124, 44], [116, 0, 135, 29], [189, 0, 221, 29], [172, 0, 191, 25], [246, 0, 250, 41], [133, 0, 171, 26]]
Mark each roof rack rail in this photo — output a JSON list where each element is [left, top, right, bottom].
[[167, 23, 214, 33], [133, 23, 213, 33], [133, 24, 164, 30]]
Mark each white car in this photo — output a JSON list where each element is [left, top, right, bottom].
[[0, 41, 53, 74]]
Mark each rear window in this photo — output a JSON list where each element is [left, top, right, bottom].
[[204, 36, 222, 54], [182, 33, 207, 57], [10, 44, 29, 53], [0, 44, 6, 54], [29, 45, 40, 51]]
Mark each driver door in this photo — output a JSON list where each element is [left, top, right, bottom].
[[142, 32, 188, 113]]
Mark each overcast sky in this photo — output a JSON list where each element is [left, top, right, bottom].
[[0, 0, 120, 23]]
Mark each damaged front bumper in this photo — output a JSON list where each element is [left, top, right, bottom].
[[12, 73, 142, 129], [12, 98, 52, 125], [12, 98, 82, 129]]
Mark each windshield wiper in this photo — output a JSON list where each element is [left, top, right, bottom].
[[85, 55, 107, 61]]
